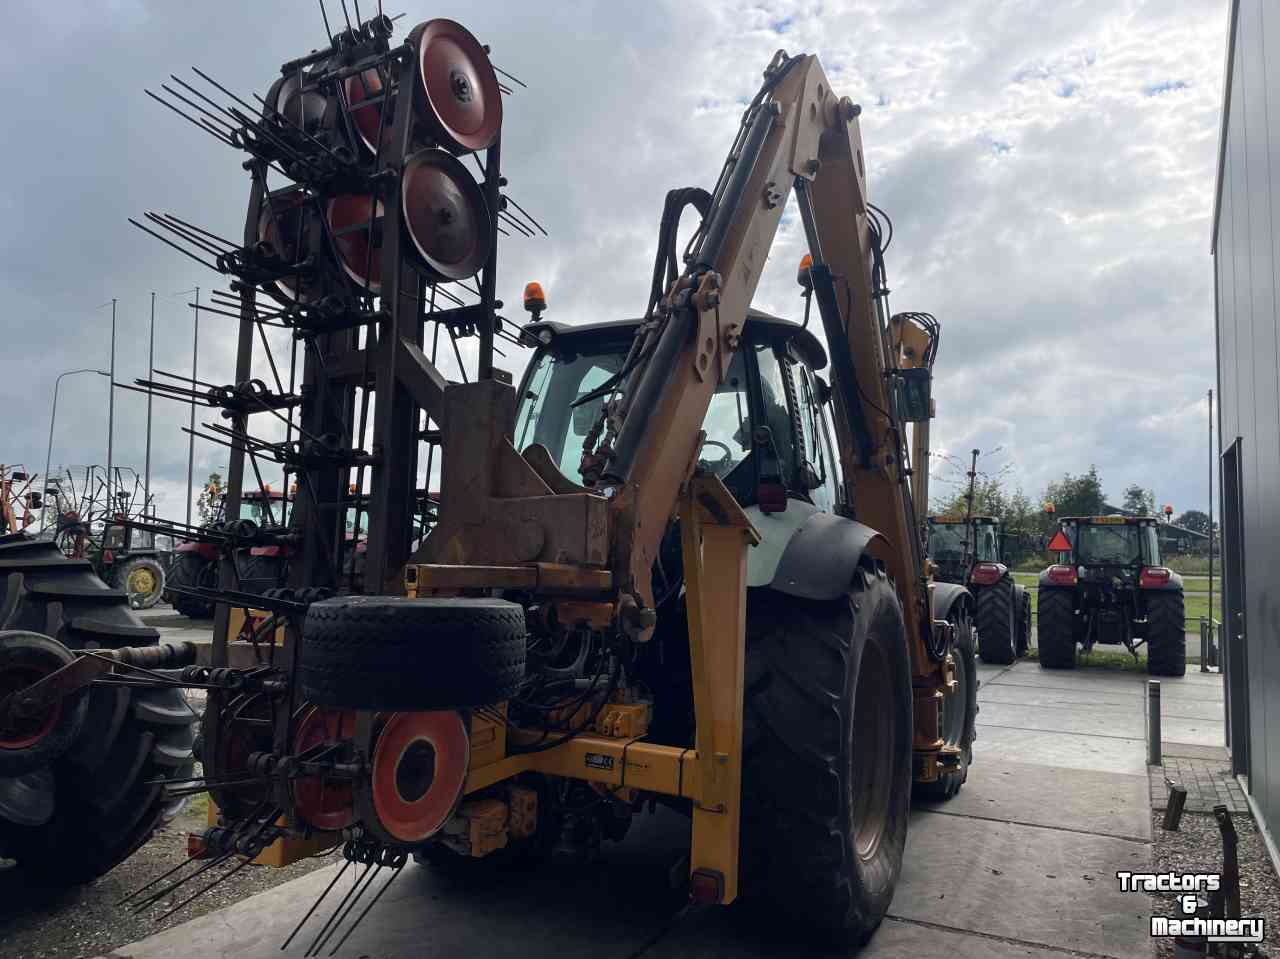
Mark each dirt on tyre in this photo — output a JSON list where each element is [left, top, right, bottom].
[[741, 564, 912, 946], [1036, 587, 1076, 669], [0, 533, 196, 885], [1146, 591, 1186, 677], [915, 606, 977, 801], [976, 576, 1016, 665], [114, 555, 166, 610], [300, 596, 526, 710]]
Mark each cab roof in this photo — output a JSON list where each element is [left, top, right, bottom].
[[929, 515, 997, 525], [1060, 515, 1156, 525], [522, 308, 828, 371]]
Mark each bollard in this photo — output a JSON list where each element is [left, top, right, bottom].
[[1148, 680, 1162, 766], [1200, 618, 1209, 673], [1163, 782, 1188, 830]]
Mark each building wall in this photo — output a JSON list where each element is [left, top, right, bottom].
[[1212, 0, 1280, 846]]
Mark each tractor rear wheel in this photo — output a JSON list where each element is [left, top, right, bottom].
[[166, 552, 215, 618], [976, 577, 1016, 665], [0, 534, 196, 884], [114, 556, 166, 610], [1146, 591, 1186, 677], [1036, 588, 1076, 669], [1014, 586, 1032, 658], [741, 565, 912, 945], [916, 607, 977, 801]]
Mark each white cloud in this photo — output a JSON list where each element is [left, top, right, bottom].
[[0, 0, 1227, 522]]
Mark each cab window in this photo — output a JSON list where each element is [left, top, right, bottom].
[[794, 363, 837, 512]]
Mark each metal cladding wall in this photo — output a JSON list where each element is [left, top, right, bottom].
[[1212, 0, 1280, 856]]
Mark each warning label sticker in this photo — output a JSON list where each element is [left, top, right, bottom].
[[585, 753, 615, 771]]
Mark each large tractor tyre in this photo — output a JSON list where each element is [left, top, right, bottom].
[[1036, 588, 1077, 670], [0, 631, 90, 777], [114, 556, 166, 610], [235, 551, 285, 596], [0, 534, 196, 885], [1014, 586, 1032, 658], [915, 608, 978, 801], [1146, 591, 1186, 677], [975, 577, 1016, 665], [165, 552, 216, 619], [740, 565, 913, 946], [300, 596, 526, 710]]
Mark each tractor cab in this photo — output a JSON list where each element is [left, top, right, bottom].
[[516, 310, 844, 595], [1045, 515, 1163, 584], [926, 514, 1001, 585]]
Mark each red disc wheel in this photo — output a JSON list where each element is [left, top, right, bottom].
[[206, 693, 275, 818], [326, 194, 384, 294], [370, 711, 468, 844], [292, 706, 357, 832], [412, 19, 501, 154], [401, 149, 492, 282], [344, 67, 396, 155], [257, 186, 320, 306], [0, 663, 61, 751]]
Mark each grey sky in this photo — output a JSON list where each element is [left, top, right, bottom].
[[0, 0, 1227, 518]]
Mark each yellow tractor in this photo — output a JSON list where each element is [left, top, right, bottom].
[[0, 13, 977, 950]]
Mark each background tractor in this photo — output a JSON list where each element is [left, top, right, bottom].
[[1036, 515, 1185, 675], [0, 17, 976, 953], [46, 466, 168, 610], [927, 514, 1031, 664]]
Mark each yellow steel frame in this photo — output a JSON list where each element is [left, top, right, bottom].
[[460, 473, 758, 902]]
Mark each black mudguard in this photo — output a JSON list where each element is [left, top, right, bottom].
[[769, 512, 887, 601], [931, 581, 973, 623]]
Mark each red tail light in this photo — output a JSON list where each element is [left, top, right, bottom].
[[969, 562, 1003, 586], [1139, 566, 1172, 588], [689, 869, 725, 905], [102, 549, 114, 565], [1047, 564, 1077, 586], [757, 482, 787, 514]]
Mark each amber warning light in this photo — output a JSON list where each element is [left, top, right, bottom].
[[797, 254, 814, 290], [523, 282, 546, 318]]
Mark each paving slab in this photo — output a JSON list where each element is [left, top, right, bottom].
[[891, 811, 1152, 959], [1158, 717, 1224, 748], [986, 669, 1146, 697], [916, 760, 1152, 841], [1158, 696, 1228, 720], [1160, 742, 1229, 761], [978, 700, 1144, 740], [645, 912, 1069, 957], [973, 724, 1148, 776], [978, 681, 1144, 709], [1148, 682, 1228, 703]]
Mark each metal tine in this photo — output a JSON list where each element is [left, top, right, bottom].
[[307, 861, 381, 957], [191, 300, 291, 328], [326, 859, 406, 955], [116, 851, 206, 906], [144, 89, 236, 148], [498, 211, 534, 238], [498, 83, 513, 96], [153, 853, 256, 924], [225, 104, 319, 170], [154, 367, 223, 389], [128, 218, 220, 273], [304, 859, 376, 956], [503, 194, 548, 236], [159, 212, 241, 251], [144, 213, 226, 259], [493, 64, 528, 89], [131, 849, 235, 913], [282, 857, 353, 951], [160, 82, 239, 133], [251, 90, 345, 162], [169, 73, 255, 134]]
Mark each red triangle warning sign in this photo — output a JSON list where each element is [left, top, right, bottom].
[[1047, 529, 1072, 552]]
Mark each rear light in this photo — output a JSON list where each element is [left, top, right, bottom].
[[969, 562, 1002, 586], [689, 868, 724, 905], [102, 549, 114, 565], [1047, 564, 1077, 586], [757, 481, 787, 514], [1140, 566, 1172, 588]]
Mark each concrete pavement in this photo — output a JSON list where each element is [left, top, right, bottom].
[[102, 618, 1233, 958]]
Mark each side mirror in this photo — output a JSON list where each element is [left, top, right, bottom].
[[813, 375, 832, 407]]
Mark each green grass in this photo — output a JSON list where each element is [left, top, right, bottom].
[[1021, 647, 1183, 671]]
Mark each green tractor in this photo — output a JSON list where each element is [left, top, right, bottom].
[[927, 514, 1031, 665], [1036, 515, 1185, 676]]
